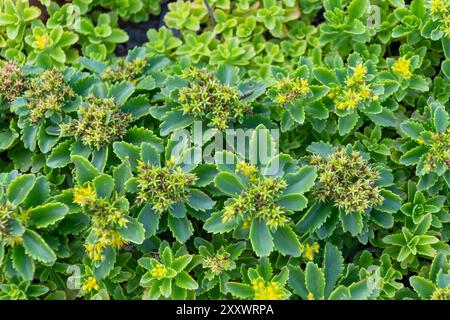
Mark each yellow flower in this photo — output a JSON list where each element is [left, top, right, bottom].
[[424, 163, 432, 173], [252, 278, 286, 300], [236, 161, 257, 177], [303, 243, 320, 261], [34, 34, 49, 50], [109, 231, 127, 249], [151, 264, 167, 279], [275, 93, 288, 105], [430, 0, 448, 14], [392, 56, 413, 79], [294, 78, 310, 96], [82, 277, 100, 293], [73, 184, 96, 206], [166, 156, 176, 167], [242, 216, 252, 229], [307, 292, 314, 300], [353, 64, 367, 82]]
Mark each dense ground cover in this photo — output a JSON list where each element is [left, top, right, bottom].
[[0, 0, 450, 300]]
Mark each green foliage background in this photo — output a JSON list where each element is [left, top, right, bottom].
[[0, 0, 450, 300]]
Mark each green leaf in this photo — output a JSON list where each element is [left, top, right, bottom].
[[305, 262, 325, 299], [171, 255, 192, 273], [109, 81, 134, 105], [29, 203, 69, 228], [277, 194, 308, 211], [377, 189, 402, 213], [167, 215, 193, 243], [434, 105, 449, 133], [94, 246, 116, 279], [329, 286, 352, 300], [284, 165, 317, 194], [22, 229, 56, 264], [160, 110, 194, 136], [93, 174, 115, 199], [338, 112, 359, 136], [348, 279, 373, 300], [400, 121, 424, 139], [121, 95, 150, 119], [225, 282, 254, 298], [47, 140, 72, 168], [443, 38, 450, 59], [341, 211, 363, 236], [175, 271, 198, 290], [12, 245, 35, 281], [249, 219, 273, 257], [313, 67, 338, 85], [204, 212, 238, 234], [117, 218, 145, 244], [7, 174, 36, 206], [113, 141, 140, 168], [410, 276, 436, 299], [113, 160, 132, 196], [324, 243, 344, 297], [348, 0, 369, 20], [186, 189, 215, 212], [138, 204, 160, 238], [442, 60, 450, 79], [272, 226, 301, 257], [72, 155, 100, 184], [288, 265, 308, 298], [296, 202, 332, 233], [214, 172, 244, 196], [399, 145, 427, 166]]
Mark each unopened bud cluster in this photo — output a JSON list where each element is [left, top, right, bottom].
[[135, 160, 197, 213], [0, 203, 14, 241], [26, 68, 75, 123], [202, 250, 235, 279], [431, 285, 450, 300], [102, 58, 146, 83], [310, 149, 384, 214], [421, 130, 450, 173], [0, 62, 26, 103], [222, 163, 288, 230], [273, 77, 310, 105], [178, 68, 249, 130], [63, 96, 132, 149]]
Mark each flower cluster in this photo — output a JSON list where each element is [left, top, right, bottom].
[[252, 278, 289, 300], [392, 56, 413, 79], [63, 96, 132, 149], [431, 286, 450, 300], [102, 58, 146, 83], [0, 204, 14, 241], [222, 163, 288, 229], [0, 62, 26, 103], [328, 64, 376, 111], [178, 69, 249, 130], [310, 148, 384, 213], [73, 184, 128, 261], [273, 77, 311, 105], [135, 160, 197, 213], [429, 0, 450, 37], [421, 131, 450, 173], [202, 250, 235, 278], [25, 68, 75, 123]]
